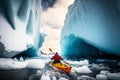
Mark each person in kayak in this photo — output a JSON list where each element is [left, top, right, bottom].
[[51, 52, 63, 63], [51, 52, 72, 74]]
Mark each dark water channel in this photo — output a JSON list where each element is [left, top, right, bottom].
[[0, 68, 41, 80]]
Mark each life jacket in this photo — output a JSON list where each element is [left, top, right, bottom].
[[51, 53, 62, 61]]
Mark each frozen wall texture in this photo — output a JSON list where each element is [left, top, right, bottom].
[[0, 0, 41, 57], [61, 0, 120, 59]]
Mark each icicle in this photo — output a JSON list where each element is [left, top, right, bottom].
[[14, 57, 18, 61], [20, 57, 24, 61]]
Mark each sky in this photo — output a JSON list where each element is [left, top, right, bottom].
[[40, 0, 74, 54]]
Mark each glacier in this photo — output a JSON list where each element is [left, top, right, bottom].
[[61, 0, 120, 60], [0, 0, 120, 80], [0, 0, 44, 58]]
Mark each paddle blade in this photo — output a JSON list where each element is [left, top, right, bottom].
[[49, 48, 53, 52]]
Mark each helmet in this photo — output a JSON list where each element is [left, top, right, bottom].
[[55, 52, 58, 54]]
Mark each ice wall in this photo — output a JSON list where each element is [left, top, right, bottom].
[[0, 0, 42, 57], [61, 0, 120, 59]]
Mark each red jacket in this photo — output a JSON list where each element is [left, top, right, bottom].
[[51, 53, 62, 61]]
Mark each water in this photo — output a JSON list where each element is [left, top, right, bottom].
[[0, 68, 38, 80]]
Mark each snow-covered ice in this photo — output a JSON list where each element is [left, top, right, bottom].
[[96, 74, 107, 80], [0, 57, 120, 80], [100, 70, 109, 75], [0, 58, 45, 69], [51, 75, 57, 80], [58, 77, 68, 80], [96, 71, 120, 80], [66, 60, 89, 66], [77, 75, 95, 80], [107, 72, 120, 80], [72, 66, 92, 73], [26, 59, 45, 69], [40, 74, 51, 80], [0, 58, 27, 69]]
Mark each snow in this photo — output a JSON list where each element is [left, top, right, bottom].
[[0, 16, 28, 52], [41, 54, 53, 59], [51, 76, 57, 80], [19, 57, 24, 61], [96, 74, 107, 80], [0, 58, 45, 69], [100, 70, 109, 75], [107, 73, 120, 80], [91, 63, 110, 70], [77, 75, 95, 80], [72, 66, 92, 73], [0, 58, 120, 80], [66, 60, 89, 66], [0, 58, 27, 69], [96, 71, 120, 80], [40, 70, 51, 80], [58, 77, 68, 80], [0, 57, 91, 72], [67, 60, 92, 74], [26, 59, 45, 69], [0, 0, 41, 57], [40, 74, 51, 80]]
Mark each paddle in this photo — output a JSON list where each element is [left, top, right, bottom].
[[63, 60, 70, 65]]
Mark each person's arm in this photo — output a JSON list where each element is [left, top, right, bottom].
[[60, 56, 63, 60], [51, 56, 54, 60]]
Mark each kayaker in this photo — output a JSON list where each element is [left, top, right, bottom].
[[51, 52, 63, 63]]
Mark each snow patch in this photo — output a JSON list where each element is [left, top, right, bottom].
[[96, 74, 107, 80], [77, 75, 94, 80], [26, 59, 45, 69], [100, 70, 109, 75], [40, 74, 51, 80], [107, 73, 120, 80], [72, 66, 92, 73], [0, 58, 46, 69], [40, 70, 51, 80], [51, 75, 57, 80], [67, 60, 89, 66], [58, 77, 68, 80], [0, 58, 27, 69]]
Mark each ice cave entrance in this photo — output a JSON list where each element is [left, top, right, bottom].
[[39, 0, 74, 55]]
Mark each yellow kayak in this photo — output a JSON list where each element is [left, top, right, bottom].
[[51, 62, 72, 74]]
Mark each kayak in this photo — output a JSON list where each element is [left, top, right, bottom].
[[51, 62, 72, 74]]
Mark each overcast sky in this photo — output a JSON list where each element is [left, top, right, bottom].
[[40, 0, 74, 54]]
